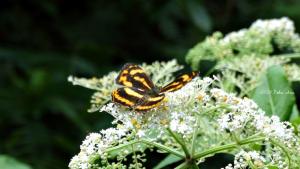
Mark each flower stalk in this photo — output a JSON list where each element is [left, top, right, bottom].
[[105, 139, 185, 158], [193, 136, 265, 159], [166, 128, 191, 159]]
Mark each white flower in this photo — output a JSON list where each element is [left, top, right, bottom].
[[169, 112, 195, 135], [137, 130, 145, 138], [68, 153, 90, 169], [216, 89, 299, 149], [223, 150, 266, 169], [68, 127, 128, 169], [222, 29, 247, 44], [251, 17, 295, 34], [81, 133, 103, 155]]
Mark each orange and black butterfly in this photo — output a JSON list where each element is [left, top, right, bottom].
[[111, 63, 198, 111]]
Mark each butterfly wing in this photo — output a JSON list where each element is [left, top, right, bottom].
[[111, 87, 165, 111], [160, 71, 198, 93], [112, 87, 146, 107], [134, 93, 165, 111], [116, 63, 155, 91]]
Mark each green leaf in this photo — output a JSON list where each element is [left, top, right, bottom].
[[0, 155, 32, 169], [267, 165, 279, 169], [251, 65, 295, 120], [153, 154, 182, 169], [290, 105, 300, 134], [289, 104, 300, 122]]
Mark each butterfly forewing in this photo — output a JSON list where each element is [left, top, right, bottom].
[[116, 63, 155, 90], [160, 71, 198, 93], [112, 87, 146, 107], [134, 94, 165, 111]]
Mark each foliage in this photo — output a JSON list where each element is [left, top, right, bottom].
[[0, 50, 113, 169], [251, 65, 295, 121], [0, 155, 32, 169]]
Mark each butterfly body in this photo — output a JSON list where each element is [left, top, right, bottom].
[[112, 63, 198, 111]]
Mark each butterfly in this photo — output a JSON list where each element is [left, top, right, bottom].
[[111, 63, 198, 111]]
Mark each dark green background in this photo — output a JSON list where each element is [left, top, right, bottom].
[[1, 0, 300, 168]]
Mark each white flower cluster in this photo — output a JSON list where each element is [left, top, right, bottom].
[[69, 64, 300, 168], [68, 127, 128, 169], [222, 17, 300, 49], [223, 148, 290, 169], [251, 17, 300, 53], [169, 111, 196, 135], [215, 88, 299, 150], [284, 64, 300, 81], [222, 29, 247, 44], [68, 71, 119, 112], [100, 77, 214, 140], [222, 150, 266, 169], [68, 77, 214, 169], [251, 17, 295, 36], [187, 18, 300, 89]]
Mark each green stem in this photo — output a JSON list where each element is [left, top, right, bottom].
[[191, 161, 200, 169], [200, 104, 230, 116], [105, 139, 184, 158], [141, 139, 185, 158], [191, 117, 200, 156], [240, 84, 257, 97], [248, 160, 258, 169], [167, 128, 191, 158], [231, 132, 241, 144], [131, 144, 139, 169], [246, 132, 263, 139], [175, 162, 189, 169], [270, 139, 291, 168], [193, 136, 265, 159], [175, 160, 200, 169], [275, 53, 300, 59], [204, 65, 216, 76]]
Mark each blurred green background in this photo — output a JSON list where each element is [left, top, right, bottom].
[[1, 0, 300, 169]]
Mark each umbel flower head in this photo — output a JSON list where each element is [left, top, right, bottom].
[[68, 60, 300, 169], [186, 17, 300, 98]]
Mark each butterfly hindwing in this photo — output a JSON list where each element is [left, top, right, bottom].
[[116, 63, 155, 90], [160, 71, 198, 93], [112, 87, 165, 111], [134, 93, 165, 111], [111, 87, 146, 107]]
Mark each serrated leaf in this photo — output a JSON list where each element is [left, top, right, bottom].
[[251, 65, 295, 120], [153, 154, 182, 169], [0, 155, 32, 169]]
